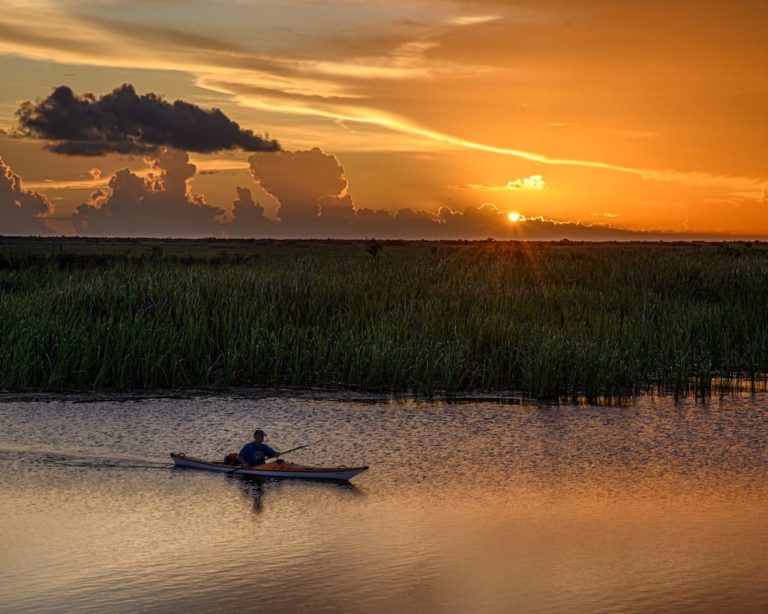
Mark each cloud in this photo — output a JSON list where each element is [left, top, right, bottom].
[[408, 205, 659, 241], [445, 16, 502, 27], [248, 148, 352, 228], [241, 146, 687, 240], [13, 141, 760, 240], [15, 84, 280, 156], [25, 176, 111, 191], [459, 175, 546, 191], [0, 156, 53, 235], [12, 141, 753, 240], [216, 75, 768, 194], [230, 186, 272, 237], [339, 203, 649, 241], [72, 148, 226, 237]]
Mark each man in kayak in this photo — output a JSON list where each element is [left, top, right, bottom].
[[238, 429, 280, 467]]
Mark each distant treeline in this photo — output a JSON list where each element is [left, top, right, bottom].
[[1, 238, 767, 400]]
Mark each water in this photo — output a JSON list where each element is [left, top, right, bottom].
[[1, 393, 766, 613]]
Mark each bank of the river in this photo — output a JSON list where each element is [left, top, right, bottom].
[[1, 238, 767, 399]]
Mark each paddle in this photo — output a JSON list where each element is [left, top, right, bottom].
[[276, 443, 314, 458], [227, 442, 315, 474]]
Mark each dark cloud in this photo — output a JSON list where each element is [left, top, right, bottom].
[[16, 84, 280, 156], [72, 149, 225, 237], [0, 156, 53, 235]]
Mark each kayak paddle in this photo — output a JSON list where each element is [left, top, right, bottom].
[[276, 442, 315, 458]]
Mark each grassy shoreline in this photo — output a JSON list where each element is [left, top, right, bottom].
[[2, 238, 767, 400]]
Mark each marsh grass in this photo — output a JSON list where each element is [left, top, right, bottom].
[[1, 238, 767, 399]]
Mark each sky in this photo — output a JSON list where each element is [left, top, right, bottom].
[[1, 0, 767, 239]]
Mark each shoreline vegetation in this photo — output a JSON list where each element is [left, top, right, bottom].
[[1, 237, 767, 401]]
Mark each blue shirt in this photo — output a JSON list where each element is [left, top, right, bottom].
[[239, 441, 277, 465]]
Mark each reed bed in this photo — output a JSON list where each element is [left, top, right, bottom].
[[1, 238, 767, 400]]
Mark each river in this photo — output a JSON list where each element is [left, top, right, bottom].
[[1, 392, 766, 613]]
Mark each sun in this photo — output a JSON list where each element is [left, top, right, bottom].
[[507, 212, 521, 223]]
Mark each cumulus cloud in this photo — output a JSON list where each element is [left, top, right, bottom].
[[318, 193, 356, 227], [16, 84, 280, 156], [230, 186, 272, 237], [249, 148, 353, 229], [72, 148, 225, 237], [0, 156, 53, 235], [15, 142, 726, 240]]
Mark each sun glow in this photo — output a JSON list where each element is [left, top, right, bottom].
[[507, 212, 521, 223]]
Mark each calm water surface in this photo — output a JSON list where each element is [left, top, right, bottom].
[[1, 393, 767, 613]]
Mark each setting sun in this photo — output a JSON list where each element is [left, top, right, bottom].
[[507, 212, 521, 223]]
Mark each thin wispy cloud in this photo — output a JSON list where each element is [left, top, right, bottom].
[[26, 176, 109, 191], [460, 175, 546, 191], [445, 15, 501, 27], [23, 158, 250, 192], [228, 93, 768, 193]]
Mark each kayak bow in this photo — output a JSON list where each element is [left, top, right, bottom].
[[170, 453, 368, 481]]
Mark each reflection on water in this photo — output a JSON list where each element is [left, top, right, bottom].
[[0, 393, 767, 613], [229, 472, 362, 514]]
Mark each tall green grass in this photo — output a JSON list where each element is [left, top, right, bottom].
[[1, 239, 767, 399]]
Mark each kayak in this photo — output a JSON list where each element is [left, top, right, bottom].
[[170, 452, 368, 481]]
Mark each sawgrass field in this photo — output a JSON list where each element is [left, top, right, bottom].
[[1, 237, 767, 400]]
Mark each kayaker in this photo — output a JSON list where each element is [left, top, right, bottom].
[[238, 429, 280, 466]]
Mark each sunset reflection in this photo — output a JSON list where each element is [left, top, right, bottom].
[[1, 395, 767, 612]]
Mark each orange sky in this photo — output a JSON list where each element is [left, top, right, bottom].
[[1, 0, 767, 238]]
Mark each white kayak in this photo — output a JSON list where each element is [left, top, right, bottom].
[[170, 453, 368, 481]]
